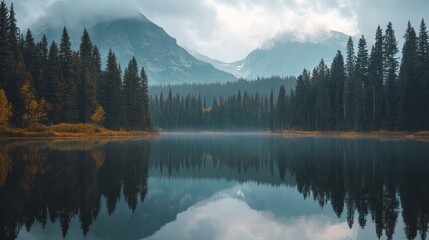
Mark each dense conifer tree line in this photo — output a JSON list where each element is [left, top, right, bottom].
[[0, 2, 151, 130], [278, 20, 429, 131], [150, 89, 270, 130], [149, 76, 296, 108], [151, 20, 429, 132]]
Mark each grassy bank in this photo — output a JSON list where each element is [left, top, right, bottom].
[[0, 123, 158, 138], [281, 130, 429, 139]]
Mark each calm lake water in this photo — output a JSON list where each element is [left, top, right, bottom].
[[1, 133, 429, 240]]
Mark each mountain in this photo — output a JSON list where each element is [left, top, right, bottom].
[[190, 31, 349, 79], [32, 14, 236, 85], [185, 48, 243, 78]]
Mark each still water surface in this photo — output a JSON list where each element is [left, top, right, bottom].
[[1, 133, 428, 240]]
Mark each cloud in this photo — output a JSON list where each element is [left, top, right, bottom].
[[5, 0, 429, 62], [146, 198, 358, 240], [141, 0, 359, 62]]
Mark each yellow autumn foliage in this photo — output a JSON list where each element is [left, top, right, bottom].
[[0, 89, 13, 127], [91, 105, 105, 127], [20, 81, 50, 128]]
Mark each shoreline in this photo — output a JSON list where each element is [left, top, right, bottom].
[[281, 130, 429, 140], [0, 123, 159, 139]]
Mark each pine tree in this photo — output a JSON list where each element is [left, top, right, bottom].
[[276, 85, 286, 130], [331, 51, 346, 130], [92, 45, 101, 91], [383, 22, 399, 130], [0, 1, 7, 50], [294, 69, 311, 129], [368, 26, 384, 130], [35, 35, 49, 102], [417, 19, 429, 128], [78, 29, 97, 122], [140, 66, 151, 130], [313, 59, 332, 130], [355, 35, 368, 130], [24, 29, 38, 81], [59, 27, 78, 123], [397, 22, 419, 130], [46, 41, 62, 123], [79, 29, 92, 61], [0, 1, 8, 89], [344, 37, 355, 129], [123, 57, 141, 129], [269, 89, 274, 131], [101, 50, 123, 130], [39, 35, 48, 66], [7, 3, 18, 49], [79, 66, 97, 123]]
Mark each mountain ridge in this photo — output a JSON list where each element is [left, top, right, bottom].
[[32, 13, 237, 85], [189, 31, 349, 79]]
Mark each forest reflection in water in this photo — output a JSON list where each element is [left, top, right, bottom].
[[0, 133, 428, 240]]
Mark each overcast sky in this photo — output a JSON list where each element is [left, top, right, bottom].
[[5, 0, 429, 62]]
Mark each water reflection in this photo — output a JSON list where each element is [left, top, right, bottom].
[[0, 139, 151, 239], [0, 134, 428, 240]]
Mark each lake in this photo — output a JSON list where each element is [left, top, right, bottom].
[[1, 133, 428, 240]]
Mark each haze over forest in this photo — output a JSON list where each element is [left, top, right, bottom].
[[6, 0, 428, 61]]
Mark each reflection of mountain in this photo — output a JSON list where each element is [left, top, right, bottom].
[[1, 135, 429, 240]]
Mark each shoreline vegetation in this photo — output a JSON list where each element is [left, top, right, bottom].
[[0, 123, 158, 138], [282, 129, 429, 139]]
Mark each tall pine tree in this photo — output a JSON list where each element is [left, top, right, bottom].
[[140, 66, 151, 130], [78, 29, 97, 123], [368, 26, 384, 130], [417, 19, 429, 128], [383, 22, 399, 130], [397, 22, 419, 130], [355, 35, 368, 130], [46, 41, 62, 123], [123, 57, 141, 130], [331, 51, 346, 130], [344, 37, 355, 130], [102, 50, 123, 130], [60, 27, 78, 123]]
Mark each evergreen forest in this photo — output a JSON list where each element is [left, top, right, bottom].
[[0, 2, 151, 131], [151, 20, 429, 132]]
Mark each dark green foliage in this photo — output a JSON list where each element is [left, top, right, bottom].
[[46, 41, 62, 123], [0, 5, 427, 132], [269, 89, 274, 131], [417, 19, 429, 128], [383, 22, 399, 130], [0, 5, 152, 129], [293, 69, 311, 129], [331, 51, 346, 130], [344, 37, 355, 129], [274, 20, 429, 132], [150, 76, 296, 104], [60, 27, 78, 123], [151, 89, 268, 130], [141, 67, 151, 130], [123, 57, 144, 130], [78, 29, 98, 123], [0, 2, 7, 52], [368, 26, 384, 130], [354, 36, 368, 130], [397, 22, 419, 130], [101, 50, 123, 130], [276, 85, 286, 129]]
